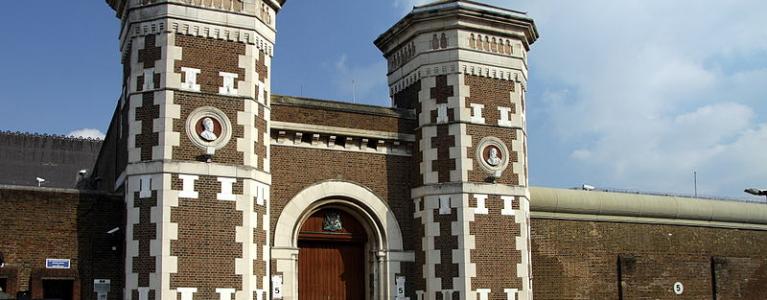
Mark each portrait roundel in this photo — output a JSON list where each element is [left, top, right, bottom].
[[476, 136, 510, 177], [196, 117, 222, 142], [482, 145, 503, 167], [185, 107, 232, 150]]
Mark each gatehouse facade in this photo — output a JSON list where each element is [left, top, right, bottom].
[[1, 1, 766, 300]]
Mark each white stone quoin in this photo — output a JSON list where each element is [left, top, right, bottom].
[[219, 72, 239, 95], [178, 175, 199, 199], [470, 103, 486, 124], [180, 67, 201, 92], [217, 177, 237, 201]]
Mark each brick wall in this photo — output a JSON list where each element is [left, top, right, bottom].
[[531, 219, 767, 299], [393, 80, 421, 110], [0, 187, 124, 300], [469, 195, 522, 298], [713, 256, 767, 299], [171, 34, 248, 165], [271, 103, 416, 133], [172, 92, 245, 164], [465, 125, 519, 185], [270, 146, 415, 245], [170, 175, 244, 299], [174, 34, 246, 95], [463, 75, 521, 185], [464, 75, 515, 125], [270, 145, 417, 296]]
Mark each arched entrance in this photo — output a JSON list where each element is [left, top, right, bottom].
[[298, 208, 367, 299], [272, 181, 413, 300]]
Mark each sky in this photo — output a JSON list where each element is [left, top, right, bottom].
[[0, 0, 765, 199]]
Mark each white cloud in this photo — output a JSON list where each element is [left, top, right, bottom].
[[67, 128, 105, 140], [332, 54, 389, 106], [515, 0, 767, 196], [386, 0, 767, 197]]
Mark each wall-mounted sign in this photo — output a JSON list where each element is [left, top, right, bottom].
[[673, 282, 684, 295], [45, 259, 70, 269], [94, 279, 111, 300], [395, 276, 406, 299], [272, 275, 283, 299]]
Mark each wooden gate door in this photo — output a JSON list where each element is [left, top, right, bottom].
[[298, 209, 367, 300]]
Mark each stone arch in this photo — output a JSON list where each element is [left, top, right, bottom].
[[272, 180, 407, 300]]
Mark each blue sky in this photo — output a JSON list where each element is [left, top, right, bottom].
[[1, 0, 765, 199]]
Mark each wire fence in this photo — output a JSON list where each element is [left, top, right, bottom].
[[571, 186, 766, 204]]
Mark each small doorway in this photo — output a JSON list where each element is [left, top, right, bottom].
[[42, 279, 73, 300], [298, 208, 368, 300], [0, 278, 7, 294]]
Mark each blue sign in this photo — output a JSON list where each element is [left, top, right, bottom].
[[45, 259, 71, 269]]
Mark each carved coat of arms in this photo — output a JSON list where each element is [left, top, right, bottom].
[[322, 211, 343, 232]]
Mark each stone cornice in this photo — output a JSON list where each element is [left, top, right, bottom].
[[270, 125, 414, 157], [119, 18, 274, 61], [375, 0, 538, 55], [389, 60, 526, 96]]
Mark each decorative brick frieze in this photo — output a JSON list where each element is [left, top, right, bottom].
[[467, 33, 517, 57], [388, 61, 524, 96], [388, 40, 417, 71], [270, 128, 413, 157], [430, 32, 450, 51], [121, 19, 274, 57]]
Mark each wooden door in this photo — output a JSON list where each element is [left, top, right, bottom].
[[298, 209, 367, 300], [42, 279, 73, 300]]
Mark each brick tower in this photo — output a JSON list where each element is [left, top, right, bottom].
[[105, 1, 280, 299], [375, 1, 538, 299]]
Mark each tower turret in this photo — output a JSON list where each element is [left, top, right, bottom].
[[376, 1, 538, 299], [106, 0, 281, 299]]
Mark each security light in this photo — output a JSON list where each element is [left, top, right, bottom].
[[744, 188, 767, 196], [36, 177, 46, 187]]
